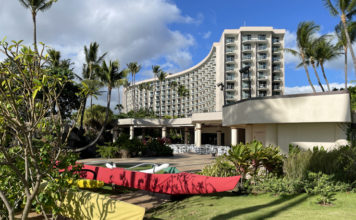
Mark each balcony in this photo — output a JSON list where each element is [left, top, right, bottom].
[[226, 75, 235, 81], [242, 56, 252, 61], [258, 84, 268, 90], [226, 47, 236, 54], [272, 38, 280, 44], [258, 46, 268, 52], [226, 66, 235, 72], [225, 38, 235, 45], [242, 46, 252, 52], [258, 92, 267, 97], [258, 75, 267, 80], [273, 76, 281, 81], [257, 56, 268, 61], [225, 85, 235, 90], [273, 57, 281, 62], [258, 66, 267, 71], [226, 95, 235, 100], [272, 67, 281, 72], [242, 73, 250, 80], [258, 35, 267, 41], [273, 85, 281, 90], [226, 57, 235, 63], [272, 48, 281, 53]]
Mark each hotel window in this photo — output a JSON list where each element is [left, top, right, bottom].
[[258, 34, 266, 40], [272, 37, 280, 43], [226, 36, 235, 43], [226, 83, 234, 89], [226, 64, 235, 71], [226, 55, 234, 62], [258, 53, 267, 60], [243, 44, 251, 51], [242, 34, 251, 41], [258, 62, 267, 69], [226, 46, 235, 53], [258, 44, 267, 50], [242, 53, 251, 60]]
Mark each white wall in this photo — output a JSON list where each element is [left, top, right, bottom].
[[245, 123, 349, 154]]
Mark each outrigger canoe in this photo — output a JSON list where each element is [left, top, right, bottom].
[[78, 164, 240, 195]]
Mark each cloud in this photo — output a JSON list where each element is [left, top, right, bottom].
[[202, 31, 211, 39], [285, 82, 355, 94], [0, 0, 198, 76]]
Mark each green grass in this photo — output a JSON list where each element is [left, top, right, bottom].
[[146, 192, 356, 220]]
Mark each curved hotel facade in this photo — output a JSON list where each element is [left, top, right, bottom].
[[120, 27, 352, 153], [123, 26, 286, 116]]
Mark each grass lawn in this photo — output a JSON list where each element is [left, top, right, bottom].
[[146, 192, 356, 220]]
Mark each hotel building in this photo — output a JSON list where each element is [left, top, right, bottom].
[[119, 27, 353, 153], [123, 26, 286, 116]]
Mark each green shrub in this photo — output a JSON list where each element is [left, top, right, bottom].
[[283, 145, 312, 180], [253, 175, 305, 195], [142, 138, 173, 157], [285, 145, 356, 183], [96, 143, 120, 158], [225, 141, 283, 179], [201, 156, 237, 177], [304, 172, 338, 205]]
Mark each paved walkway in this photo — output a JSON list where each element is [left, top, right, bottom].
[[78, 153, 215, 172]]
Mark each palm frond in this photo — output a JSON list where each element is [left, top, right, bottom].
[[323, 0, 339, 16]]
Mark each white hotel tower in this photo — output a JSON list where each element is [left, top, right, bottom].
[[123, 26, 285, 116]]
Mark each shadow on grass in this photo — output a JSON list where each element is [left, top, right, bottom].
[[211, 194, 309, 220]]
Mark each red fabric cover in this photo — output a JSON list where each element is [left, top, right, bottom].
[[80, 164, 240, 195]]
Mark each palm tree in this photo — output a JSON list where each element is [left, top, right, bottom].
[[74, 60, 124, 152], [314, 37, 342, 91], [152, 65, 161, 115], [114, 70, 129, 113], [168, 81, 178, 117], [158, 70, 167, 118], [285, 21, 319, 93], [303, 37, 327, 92], [335, 21, 356, 88], [177, 84, 189, 117], [122, 80, 130, 112], [80, 42, 107, 130], [323, 0, 356, 76], [127, 62, 142, 112], [18, 0, 56, 53]]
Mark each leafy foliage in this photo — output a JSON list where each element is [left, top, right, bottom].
[[200, 156, 237, 177]]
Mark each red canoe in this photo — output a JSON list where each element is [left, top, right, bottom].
[[79, 164, 240, 195]]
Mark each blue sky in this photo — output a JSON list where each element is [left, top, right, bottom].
[[0, 0, 355, 106]]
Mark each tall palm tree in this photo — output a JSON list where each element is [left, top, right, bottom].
[[74, 60, 124, 152], [323, 0, 356, 76], [285, 21, 319, 93], [303, 37, 327, 92], [122, 80, 130, 112], [80, 42, 107, 130], [151, 65, 161, 115], [114, 70, 128, 113], [127, 62, 142, 112], [18, 0, 56, 53], [314, 37, 343, 91], [158, 70, 167, 118], [335, 21, 356, 88], [168, 81, 178, 117], [177, 84, 189, 117]]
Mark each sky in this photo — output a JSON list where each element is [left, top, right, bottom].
[[0, 0, 355, 107]]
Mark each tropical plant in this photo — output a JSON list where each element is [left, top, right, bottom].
[[127, 62, 142, 111], [201, 156, 237, 177], [152, 65, 161, 113], [18, 0, 57, 52], [285, 21, 320, 93], [177, 84, 189, 117], [73, 60, 125, 152], [323, 0, 356, 76], [0, 40, 82, 220], [114, 70, 128, 113], [158, 70, 167, 118], [168, 81, 178, 116], [335, 21, 356, 88]]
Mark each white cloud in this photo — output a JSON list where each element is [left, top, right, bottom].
[[285, 82, 355, 94], [202, 31, 211, 39], [0, 0, 201, 109], [0, 0, 198, 75]]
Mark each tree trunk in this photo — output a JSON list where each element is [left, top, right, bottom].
[[342, 13, 356, 77], [320, 63, 330, 92], [32, 11, 37, 53], [72, 87, 112, 152], [118, 86, 121, 113], [132, 73, 135, 112], [311, 61, 325, 92], [301, 53, 316, 93], [345, 46, 348, 89], [79, 98, 87, 131], [0, 190, 14, 220]]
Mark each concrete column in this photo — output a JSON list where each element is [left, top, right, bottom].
[[162, 126, 167, 138], [129, 126, 134, 140], [231, 127, 238, 146], [194, 123, 202, 147], [217, 130, 222, 146], [184, 127, 189, 144]]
